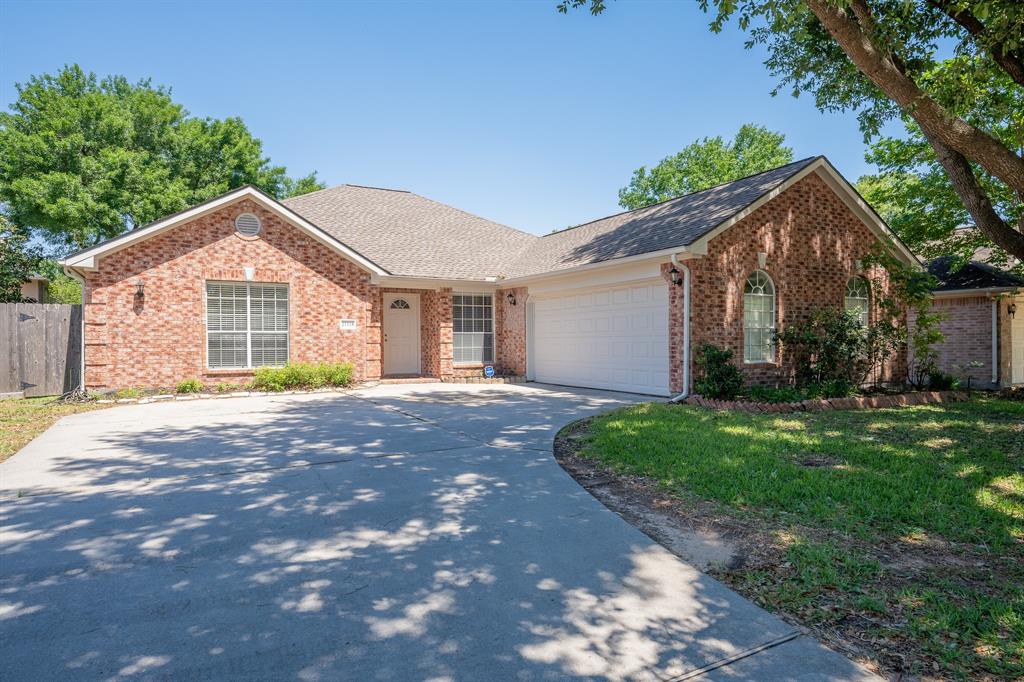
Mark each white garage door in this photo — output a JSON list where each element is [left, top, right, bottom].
[[529, 281, 670, 395]]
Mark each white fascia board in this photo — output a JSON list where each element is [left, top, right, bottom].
[[687, 158, 921, 270], [60, 186, 387, 276], [500, 246, 701, 287], [931, 287, 1019, 298]]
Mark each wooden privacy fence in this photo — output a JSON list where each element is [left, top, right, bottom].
[[1, 303, 82, 397]]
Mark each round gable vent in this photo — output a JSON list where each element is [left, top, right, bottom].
[[235, 212, 262, 237]]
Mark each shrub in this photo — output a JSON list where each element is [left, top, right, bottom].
[[694, 344, 744, 399], [176, 378, 204, 394], [776, 308, 870, 387], [250, 362, 354, 392], [215, 382, 241, 393], [926, 371, 960, 391], [747, 385, 805, 403]]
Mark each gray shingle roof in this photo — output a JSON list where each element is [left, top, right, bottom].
[[283, 185, 536, 280], [927, 256, 1024, 292], [501, 157, 819, 278]]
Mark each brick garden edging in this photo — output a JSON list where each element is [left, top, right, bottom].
[[683, 390, 968, 413]]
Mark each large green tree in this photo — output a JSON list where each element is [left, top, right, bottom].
[[0, 65, 325, 252], [618, 124, 794, 210], [0, 215, 42, 303], [559, 1, 1024, 263]]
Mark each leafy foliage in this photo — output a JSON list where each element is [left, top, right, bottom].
[[776, 308, 869, 391], [617, 124, 794, 210], [0, 65, 326, 252], [250, 362, 354, 392], [0, 214, 42, 303], [559, 0, 1024, 262], [34, 259, 82, 304], [694, 343, 745, 399], [857, 59, 1023, 272], [175, 378, 205, 394]]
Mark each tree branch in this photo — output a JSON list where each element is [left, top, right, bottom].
[[805, 0, 1024, 200], [929, 0, 1024, 88], [920, 126, 1024, 259]]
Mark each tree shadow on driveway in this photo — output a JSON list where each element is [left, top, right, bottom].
[[0, 386, 872, 680]]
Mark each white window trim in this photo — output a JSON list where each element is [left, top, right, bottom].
[[205, 281, 290, 370], [844, 276, 871, 326], [452, 292, 495, 366], [743, 270, 776, 364]]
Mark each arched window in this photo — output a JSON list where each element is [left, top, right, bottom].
[[844, 277, 870, 326], [744, 270, 776, 363], [389, 299, 411, 310]]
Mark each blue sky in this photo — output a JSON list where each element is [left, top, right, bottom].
[[2, 0, 881, 235]]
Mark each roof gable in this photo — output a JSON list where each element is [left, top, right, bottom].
[[502, 157, 918, 279], [61, 186, 387, 275]]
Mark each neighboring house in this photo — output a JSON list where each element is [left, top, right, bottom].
[[20, 275, 48, 303], [60, 156, 918, 396], [912, 256, 1024, 388]]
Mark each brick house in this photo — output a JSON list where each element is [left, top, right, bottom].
[[61, 156, 920, 396], [910, 257, 1024, 388]]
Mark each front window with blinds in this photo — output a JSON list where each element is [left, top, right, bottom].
[[844, 277, 870, 326], [452, 294, 494, 364], [743, 270, 776, 363], [206, 282, 288, 369]]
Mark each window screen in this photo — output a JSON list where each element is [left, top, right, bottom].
[[206, 282, 288, 369], [452, 294, 494, 364]]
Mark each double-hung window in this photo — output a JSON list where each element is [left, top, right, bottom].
[[206, 282, 288, 369], [844, 277, 871, 327], [452, 293, 494, 364]]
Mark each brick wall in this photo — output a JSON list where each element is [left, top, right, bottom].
[[672, 173, 902, 393], [496, 287, 528, 376], [82, 199, 375, 389], [910, 295, 999, 388]]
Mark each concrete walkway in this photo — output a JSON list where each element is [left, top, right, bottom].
[[0, 383, 876, 680]]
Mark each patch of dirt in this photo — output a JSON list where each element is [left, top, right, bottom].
[[553, 417, 1022, 682]]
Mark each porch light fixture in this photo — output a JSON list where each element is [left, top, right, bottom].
[[669, 266, 682, 286], [506, 292, 517, 306], [1010, 302, 1018, 318], [134, 281, 145, 298]]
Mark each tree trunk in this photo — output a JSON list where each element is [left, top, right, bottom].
[[805, 0, 1024, 226], [921, 128, 1024, 259]]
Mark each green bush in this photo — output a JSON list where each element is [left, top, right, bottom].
[[747, 385, 806, 403], [215, 382, 241, 393], [927, 371, 960, 391], [176, 378, 204, 394], [694, 344, 744, 399], [250, 362, 354, 392]]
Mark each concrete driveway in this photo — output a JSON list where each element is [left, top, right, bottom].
[[0, 383, 875, 681]]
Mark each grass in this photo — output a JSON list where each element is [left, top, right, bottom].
[[0, 397, 109, 463], [578, 397, 1023, 679]]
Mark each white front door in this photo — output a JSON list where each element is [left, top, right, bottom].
[[1013, 295, 1024, 385], [383, 293, 421, 375]]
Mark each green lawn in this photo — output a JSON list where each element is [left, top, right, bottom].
[[0, 397, 108, 463], [578, 397, 1023, 679]]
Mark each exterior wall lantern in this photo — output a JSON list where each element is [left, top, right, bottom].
[[1009, 301, 1017, 318], [668, 266, 683, 286], [506, 291, 517, 306], [134, 281, 145, 298]]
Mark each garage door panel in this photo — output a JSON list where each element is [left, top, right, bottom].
[[531, 282, 670, 396]]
